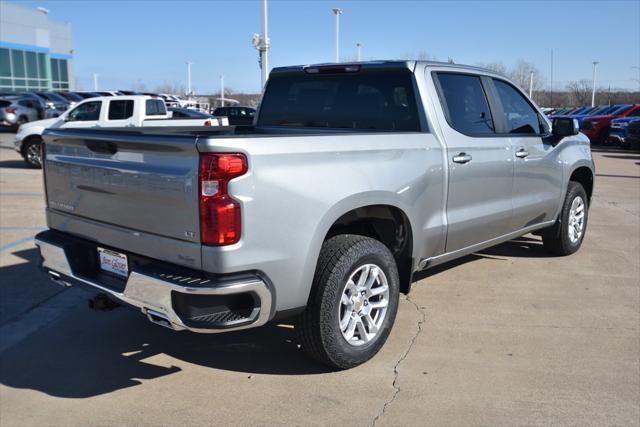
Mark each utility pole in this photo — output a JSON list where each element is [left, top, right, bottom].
[[529, 71, 534, 99], [333, 8, 342, 62], [93, 73, 99, 91], [186, 61, 193, 98], [220, 75, 225, 107], [591, 61, 599, 107], [356, 42, 362, 61]]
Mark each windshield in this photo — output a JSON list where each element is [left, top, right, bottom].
[[258, 69, 421, 131]]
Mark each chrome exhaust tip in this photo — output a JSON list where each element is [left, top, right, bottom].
[[48, 270, 71, 287], [145, 309, 177, 330]]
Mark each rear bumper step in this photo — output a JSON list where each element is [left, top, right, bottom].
[[35, 230, 273, 333]]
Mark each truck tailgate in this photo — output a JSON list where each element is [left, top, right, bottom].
[[42, 129, 201, 251]]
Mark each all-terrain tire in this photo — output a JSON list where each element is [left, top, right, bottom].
[[295, 234, 400, 369], [541, 181, 588, 256]]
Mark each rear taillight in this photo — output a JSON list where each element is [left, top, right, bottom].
[[199, 153, 248, 245], [5, 107, 16, 114]]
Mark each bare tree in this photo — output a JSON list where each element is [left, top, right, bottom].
[[509, 60, 543, 92], [154, 82, 186, 95], [566, 80, 592, 106], [475, 61, 508, 75]]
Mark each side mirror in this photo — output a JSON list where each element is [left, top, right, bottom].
[[552, 117, 579, 137]]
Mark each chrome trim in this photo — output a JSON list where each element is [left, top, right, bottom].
[[35, 239, 273, 333]]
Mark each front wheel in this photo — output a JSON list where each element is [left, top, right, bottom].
[[296, 235, 400, 369], [541, 181, 588, 255], [22, 138, 43, 169]]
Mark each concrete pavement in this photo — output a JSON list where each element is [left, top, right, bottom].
[[0, 131, 638, 426]]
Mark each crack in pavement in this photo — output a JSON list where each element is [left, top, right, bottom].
[[370, 294, 426, 427]]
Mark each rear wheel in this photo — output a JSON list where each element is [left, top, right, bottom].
[[541, 181, 588, 255], [22, 137, 42, 169], [295, 234, 400, 369]]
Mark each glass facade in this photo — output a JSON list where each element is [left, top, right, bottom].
[[0, 47, 70, 92], [50, 58, 70, 90]]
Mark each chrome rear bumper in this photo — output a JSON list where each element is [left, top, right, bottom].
[[35, 233, 273, 333]]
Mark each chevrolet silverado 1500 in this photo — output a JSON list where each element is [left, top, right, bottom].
[[35, 61, 594, 368]]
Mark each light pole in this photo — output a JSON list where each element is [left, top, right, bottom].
[[356, 42, 362, 62], [93, 73, 99, 91], [529, 71, 534, 99], [332, 8, 342, 63], [186, 61, 193, 98], [220, 75, 225, 107], [252, 0, 271, 91], [550, 49, 554, 106], [591, 61, 599, 107]]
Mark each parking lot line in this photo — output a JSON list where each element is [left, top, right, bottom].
[[0, 236, 35, 253]]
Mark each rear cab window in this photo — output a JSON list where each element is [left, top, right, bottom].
[[258, 68, 421, 131]]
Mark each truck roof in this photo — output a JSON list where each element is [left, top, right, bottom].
[[270, 60, 506, 78]]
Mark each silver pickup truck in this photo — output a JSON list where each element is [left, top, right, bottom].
[[35, 61, 594, 369]]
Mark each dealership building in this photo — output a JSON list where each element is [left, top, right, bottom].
[[0, 1, 74, 92]]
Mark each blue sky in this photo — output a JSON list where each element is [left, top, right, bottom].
[[13, 0, 640, 93]]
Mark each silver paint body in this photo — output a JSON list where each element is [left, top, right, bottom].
[[41, 61, 595, 317]]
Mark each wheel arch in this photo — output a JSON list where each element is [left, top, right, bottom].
[[302, 193, 418, 304], [569, 166, 594, 202]]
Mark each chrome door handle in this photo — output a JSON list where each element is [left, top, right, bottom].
[[452, 153, 472, 164], [515, 149, 529, 158]]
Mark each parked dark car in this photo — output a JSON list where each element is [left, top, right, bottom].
[[56, 91, 84, 104], [118, 90, 140, 95], [212, 106, 256, 125], [74, 92, 102, 99], [624, 120, 640, 150], [34, 92, 70, 113], [168, 107, 213, 119]]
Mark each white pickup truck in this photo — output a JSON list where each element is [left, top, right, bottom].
[[14, 95, 229, 168]]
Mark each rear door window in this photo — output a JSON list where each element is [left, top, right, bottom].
[[258, 69, 421, 131], [145, 99, 166, 116], [108, 100, 134, 120], [435, 73, 495, 135]]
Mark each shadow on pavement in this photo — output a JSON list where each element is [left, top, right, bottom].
[[414, 235, 551, 282], [602, 154, 640, 161], [0, 248, 60, 326], [0, 159, 32, 169], [0, 234, 552, 398]]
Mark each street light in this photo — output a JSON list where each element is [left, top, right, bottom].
[[185, 61, 193, 98], [332, 8, 342, 63], [252, 0, 270, 91], [529, 71, 534, 99], [220, 75, 225, 107], [591, 61, 599, 107], [356, 42, 362, 62], [93, 73, 99, 91]]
